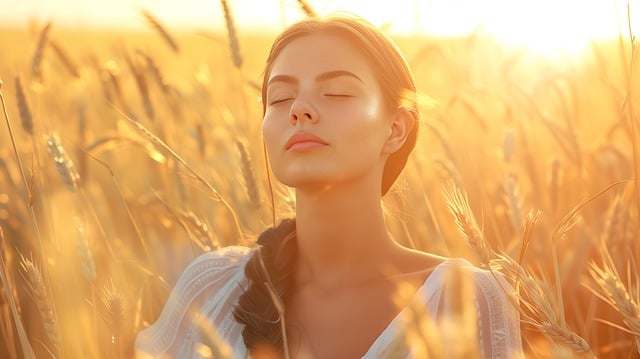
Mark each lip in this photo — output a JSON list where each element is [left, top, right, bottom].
[[285, 131, 328, 151]]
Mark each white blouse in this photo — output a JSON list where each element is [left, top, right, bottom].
[[135, 246, 523, 358]]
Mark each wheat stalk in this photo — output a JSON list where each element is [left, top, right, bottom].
[[140, 10, 180, 53], [504, 174, 523, 233], [48, 38, 80, 78], [46, 134, 81, 191], [19, 254, 60, 349], [443, 182, 491, 265], [178, 209, 216, 250], [0, 76, 45, 263], [123, 50, 155, 122], [492, 254, 595, 355], [551, 180, 629, 243], [104, 60, 126, 109], [588, 251, 640, 353], [296, 0, 318, 17], [536, 323, 594, 354], [601, 194, 625, 246], [136, 49, 170, 95], [220, 0, 243, 68], [14, 76, 33, 135], [75, 218, 96, 282], [102, 279, 125, 357], [517, 209, 541, 269], [237, 139, 261, 209], [102, 280, 125, 336], [0, 229, 36, 359], [31, 22, 52, 82], [116, 108, 242, 240]]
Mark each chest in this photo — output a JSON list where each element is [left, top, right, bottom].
[[285, 283, 407, 359]]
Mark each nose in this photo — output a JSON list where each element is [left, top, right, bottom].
[[290, 98, 318, 125]]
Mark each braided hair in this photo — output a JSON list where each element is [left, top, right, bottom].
[[232, 219, 297, 355]]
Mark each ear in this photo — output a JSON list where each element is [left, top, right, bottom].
[[382, 107, 415, 155]]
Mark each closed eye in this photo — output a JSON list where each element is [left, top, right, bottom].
[[324, 94, 354, 98], [269, 98, 294, 105]]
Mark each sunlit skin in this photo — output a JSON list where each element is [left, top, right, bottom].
[[262, 33, 446, 358]]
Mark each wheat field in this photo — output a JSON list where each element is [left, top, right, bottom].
[[0, 4, 639, 359]]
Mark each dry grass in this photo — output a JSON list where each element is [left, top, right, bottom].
[[0, 3, 639, 358]]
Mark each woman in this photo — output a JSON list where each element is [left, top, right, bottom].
[[135, 16, 523, 358]]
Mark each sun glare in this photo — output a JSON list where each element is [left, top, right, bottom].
[[288, 0, 639, 59], [475, 0, 635, 57], [358, 0, 639, 58], [2, 0, 638, 58]]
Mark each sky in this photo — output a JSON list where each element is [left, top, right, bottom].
[[1, 0, 638, 53]]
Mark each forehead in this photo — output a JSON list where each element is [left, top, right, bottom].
[[268, 33, 374, 81]]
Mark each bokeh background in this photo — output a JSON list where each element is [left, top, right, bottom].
[[0, 0, 639, 357]]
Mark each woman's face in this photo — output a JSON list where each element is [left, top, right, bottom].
[[262, 33, 394, 193]]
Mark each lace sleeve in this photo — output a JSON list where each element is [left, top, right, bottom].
[[135, 246, 252, 358], [429, 259, 523, 359], [471, 265, 523, 358]]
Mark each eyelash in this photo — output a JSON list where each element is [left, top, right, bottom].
[[268, 94, 353, 105], [324, 94, 352, 98], [269, 98, 293, 105]]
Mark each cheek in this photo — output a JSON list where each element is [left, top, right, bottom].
[[364, 95, 385, 120], [262, 111, 287, 157], [336, 98, 388, 142]]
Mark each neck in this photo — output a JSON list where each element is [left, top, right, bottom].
[[293, 177, 399, 288]]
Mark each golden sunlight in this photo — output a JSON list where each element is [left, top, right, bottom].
[[3, 0, 638, 60], [386, 0, 638, 58]]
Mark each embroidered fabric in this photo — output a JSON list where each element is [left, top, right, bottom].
[[135, 246, 523, 358]]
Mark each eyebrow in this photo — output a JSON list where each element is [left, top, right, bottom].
[[267, 70, 363, 87]]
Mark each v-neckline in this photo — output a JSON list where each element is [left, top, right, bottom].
[[360, 258, 467, 358]]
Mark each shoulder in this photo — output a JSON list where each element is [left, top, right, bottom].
[[430, 257, 518, 310], [161, 244, 256, 312], [169, 245, 255, 297], [432, 258, 512, 290], [189, 245, 255, 266], [135, 246, 256, 357], [184, 245, 255, 275]]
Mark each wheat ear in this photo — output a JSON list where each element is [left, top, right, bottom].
[[237, 139, 261, 208], [102, 280, 125, 357], [48, 38, 80, 78], [76, 219, 96, 282], [0, 229, 36, 358], [588, 248, 640, 352], [141, 10, 180, 53], [296, 0, 318, 17], [46, 134, 81, 191], [220, 0, 243, 68], [492, 255, 595, 355], [19, 254, 60, 349], [0, 78, 45, 262], [123, 50, 155, 122], [32, 22, 52, 82], [443, 182, 491, 265], [14, 77, 33, 135]]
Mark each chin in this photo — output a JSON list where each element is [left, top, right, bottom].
[[275, 172, 333, 192]]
